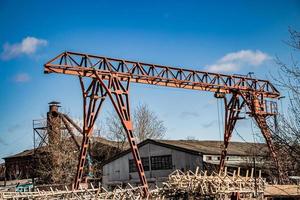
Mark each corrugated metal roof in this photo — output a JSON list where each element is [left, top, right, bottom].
[[102, 139, 268, 165]]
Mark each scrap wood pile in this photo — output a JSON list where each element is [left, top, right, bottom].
[[0, 167, 265, 199], [160, 167, 265, 199], [0, 184, 149, 200]]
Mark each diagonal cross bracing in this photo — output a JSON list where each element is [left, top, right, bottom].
[[44, 51, 286, 195], [44, 51, 280, 98]]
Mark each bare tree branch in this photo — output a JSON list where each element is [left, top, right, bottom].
[[268, 28, 300, 178], [105, 103, 166, 144]]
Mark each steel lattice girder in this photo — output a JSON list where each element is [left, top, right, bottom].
[[44, 51, 280, 98], [44, 51, 286, 195]]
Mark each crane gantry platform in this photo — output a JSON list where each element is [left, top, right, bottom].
[[44, 51, 288, 196]]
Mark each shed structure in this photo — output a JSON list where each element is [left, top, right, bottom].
[[102, 139, 267, 188]]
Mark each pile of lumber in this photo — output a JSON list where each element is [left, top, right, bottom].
[[160, 167, 265, 199], [0, 184, 146, 200], [4, 167, 297, 199]]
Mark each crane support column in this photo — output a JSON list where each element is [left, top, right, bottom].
[[241, 92, 288, 183], [94, 72, 149, 196], [250, 94, 287, 183], [74, 78, 107, 189], [253, 115, 286, 183], [219, 93, 245, 172]]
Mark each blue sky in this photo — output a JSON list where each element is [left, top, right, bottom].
[[0, 0, 299, 160]]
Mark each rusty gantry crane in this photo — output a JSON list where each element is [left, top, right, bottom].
[[44, 51, 287, 195]]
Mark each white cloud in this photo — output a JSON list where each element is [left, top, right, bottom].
[[206, 50, 271, 73], [1, 36, 48, 60], [13, 73, 31, 83]]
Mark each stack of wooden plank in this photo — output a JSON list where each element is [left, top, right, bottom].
[[160, 167, 265, 199]]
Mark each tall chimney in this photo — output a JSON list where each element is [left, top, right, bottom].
[[47, 101, 62, 145]]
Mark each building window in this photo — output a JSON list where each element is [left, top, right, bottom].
[[207, 156, 212, 161], [129, 157, 149, 173], [151, 155, 172, 170]]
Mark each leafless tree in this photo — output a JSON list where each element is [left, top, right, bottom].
[[105, 103, 166, 145], [34, 125, 79, 185], [104, 113, 128, 151], [35, 109, 135, 185], [267, 28, 300, 179], [133, 104, 166, 142]]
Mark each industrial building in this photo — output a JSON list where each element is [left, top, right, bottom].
[[2, 102, 124, 183], [3, 149, 36, 181], [102, 139, 267, 188]]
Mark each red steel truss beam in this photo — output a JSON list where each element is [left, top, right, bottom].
[[44, 51, 286, 190], [44, 51, 280, 99]]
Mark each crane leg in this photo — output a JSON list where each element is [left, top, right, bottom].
[[74, 78, 107, 189], [95, 73, 149, 196], [241, 92, 288, 184], [219, 93, 244, 173], [253, 114, 288, 183]]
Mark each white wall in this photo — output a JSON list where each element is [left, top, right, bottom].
[[202, 154, 264, 165], [102, 142, 203, 188]]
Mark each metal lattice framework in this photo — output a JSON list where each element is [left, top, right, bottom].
[[45, 52, 279, 97], [33, 113, 82, 150], [44, 51, 287, 196]]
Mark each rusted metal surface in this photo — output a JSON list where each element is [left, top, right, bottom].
[[44, 51, 285, 195], [61, 114, 83, 134], [33, 103, 82, 150], [59, 114, 81, 149], [218, 92, 287, 183], [73, 78, 107, 190], [239, 92, 288, 183], [44, 52, 280, 98], [218, 93, 245, 172], [93, 73, 149, 195]]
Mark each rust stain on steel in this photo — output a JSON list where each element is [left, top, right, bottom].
[[44, 52, 280, 98]]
